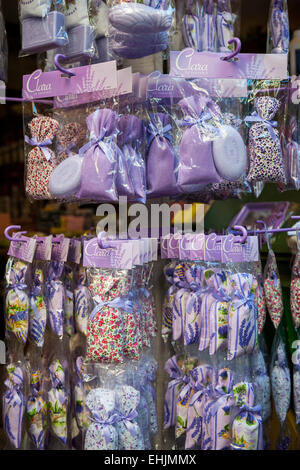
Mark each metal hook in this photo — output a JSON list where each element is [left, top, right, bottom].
[[233, 225, 247, 244], [54, 54, 76, 78], [4, 225, 27, 243], [221, 37, 241, 62], [97, 231, 114, 249]]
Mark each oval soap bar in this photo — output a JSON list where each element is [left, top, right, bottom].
[[213, 125, 247, 181], [49, 155, 83, 198]]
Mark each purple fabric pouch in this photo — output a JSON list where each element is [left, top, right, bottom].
[[46, 261, 65, 339], [118, 114, 146, 203], [76, 108, 118, 201], [178, 94, 222, 188], [146, 113, 180, 198]]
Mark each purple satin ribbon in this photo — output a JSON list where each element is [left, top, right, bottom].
[[245, 112, 278, 140], [115, 410, 138, 437], [179, 375, 195, 401], [233, 291, 257, 313], [25, 135, 53, 162], [189, 383, 208, 406], [78, 129, 115, 162], [46, 279, 60, 300], [89, 412, 118, 444], [90, 296, 133, 320], [147, 122, 172, 148]]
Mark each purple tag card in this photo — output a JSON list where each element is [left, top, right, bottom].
[[190, 78, 248, 98], [221, 235, 259, 263], [160, 235, 170, 259], [204, 233, 222, 262], [8, 234, 37, 263], [179, 233, 193, 260], [51, 236, 70, 262], [189, 233, 205, 261], [117, 67, 133, 96], [170, 49, 288, 79], [83, 238, 133, 269], [67, 239, 82, 264], [23, 61, 118, 100], [150, 238, 158, 261], [34, 235, 53, 261], [167, 233, 181, 259], [147, 71, 193, 100]]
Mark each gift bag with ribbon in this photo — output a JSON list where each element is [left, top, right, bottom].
[[216, 0, 234, 52], [174, 357, 199, 438], [231, 382, 263, 450], [255, 261, 267, 335], [263, 240, 284, 329], [25, 115, 59, 199], [184, 264, 205, 346], [3, 363, 25, 449], [47, 359, 68, 445], [162, 262, 178, 341], [84, 388, 118, 450], [74, 266, 93, 337], [86, 268, 133, 363], [246, 96, 286, 184], [202, 368, 234, 450], [227, 273, 258, 360], [26, 369, 47, 450], [5, 258, 29, 345], [185, 364, 213, 449], [118, 114, 146, 203], [164, 355, 188, 429], [146, 112, 179, 198], [177, 93, 222, 189], [142, 356, 158, 436], [115, 385, 145, 450], [182, 0, 201, 50], [76, 108, 118, 202], [46, 261, 65, 339], [208, 272, 233, 355], [28, 267, 47, 348]]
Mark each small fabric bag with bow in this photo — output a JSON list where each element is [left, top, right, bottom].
[[76, 108, 118, 201], [47, 359, 68, 445], [246, 96, 286, 184], [28, 267, 47, 348], [227, 273, 258, 360], [184, 264, 205, 346], [177, 93, 222, 189], [25, 115, 59, 199], [5, 258, 29, 344], [146, 112, 179, 198], [115, 385, 144, 450], [86, 268, 132, 363], [3, 364, 25, 449], [74, 266, 92, 337], [185, 364, 213, 449], [46, 261, 65, 338], [26, 369, 47, 450], [231, 382, 263, 450], [264, 244, 284, 329], [84, 388, 118, 450]]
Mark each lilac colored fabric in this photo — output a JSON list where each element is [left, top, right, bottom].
[[146, 113, 180, 198], [46, 261, 65, 338], [77, 108, 118, 201], [109, 3, 172, 34], [178, 94, 222, 187], [118, 114, 146, 203]]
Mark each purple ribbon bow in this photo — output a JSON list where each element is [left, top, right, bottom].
[[90, 296, 133, 320], [115, 410, 138, 437], [25, 135, 54, 162], [89, 412, 118, 444], [245, 111, 278, 140], [147, 122, 173, 148]]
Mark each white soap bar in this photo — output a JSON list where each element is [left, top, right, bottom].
[[20, 0, 51, 20], [213, 125, 247, 181], [49, 155, 83, 198]]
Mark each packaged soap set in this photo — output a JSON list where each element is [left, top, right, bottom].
[[19, 0, 97, 61]]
